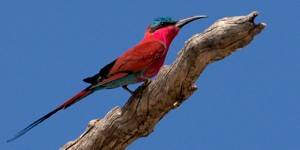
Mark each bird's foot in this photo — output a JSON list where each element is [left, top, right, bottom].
[[144, 78, 152, 85]]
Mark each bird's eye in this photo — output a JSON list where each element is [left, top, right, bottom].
[[160, 22, 166, 26]]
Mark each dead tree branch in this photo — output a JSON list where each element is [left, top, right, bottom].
[[60, 11, 266, 150]]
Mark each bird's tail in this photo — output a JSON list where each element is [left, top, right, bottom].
[[7, 87, 94, 142]]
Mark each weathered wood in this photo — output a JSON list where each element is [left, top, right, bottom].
[[60, 11, 266, 150]]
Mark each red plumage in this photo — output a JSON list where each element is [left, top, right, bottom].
[[8, 15, 206, 142]]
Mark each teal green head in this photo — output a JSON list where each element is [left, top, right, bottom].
[[149, 15, 207, 33]]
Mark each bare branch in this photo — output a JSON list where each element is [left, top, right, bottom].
[[60, 11, 266, 150]]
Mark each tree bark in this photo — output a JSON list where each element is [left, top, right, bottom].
[[60, 11, 266, 150]]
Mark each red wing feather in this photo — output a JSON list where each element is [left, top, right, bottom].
[[109, 41, 166, 74], [95, 72, 129, 86]]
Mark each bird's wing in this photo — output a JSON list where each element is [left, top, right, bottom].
[[84, 41, 166, 85], [83, 59, 117, 84], [96, 71, 131, 85], [109, 40, 166, 74]]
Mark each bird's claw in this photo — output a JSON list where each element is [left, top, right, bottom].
[[144, 78, 152, 85]]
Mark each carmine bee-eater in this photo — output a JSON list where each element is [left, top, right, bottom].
[[8, 15, 206, 142]]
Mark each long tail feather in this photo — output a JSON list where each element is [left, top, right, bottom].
[[7, 87, 94, 142]]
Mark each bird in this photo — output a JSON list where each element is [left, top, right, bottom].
[[7, 15, 207, 142]]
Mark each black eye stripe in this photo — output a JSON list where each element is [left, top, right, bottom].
[[149, 21, 176, 33]]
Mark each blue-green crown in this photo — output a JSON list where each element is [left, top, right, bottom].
[[150, 17, 176, 27]]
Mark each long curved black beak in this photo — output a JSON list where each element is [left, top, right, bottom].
[[175, 15, 207, 28]]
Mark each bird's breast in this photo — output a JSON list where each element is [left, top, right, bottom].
[[140, 54, 167, 79]]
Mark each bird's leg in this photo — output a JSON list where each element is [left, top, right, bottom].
[[122, 85, 134, 95]]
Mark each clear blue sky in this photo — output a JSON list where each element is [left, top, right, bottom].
[[1, 1, 299, 150]]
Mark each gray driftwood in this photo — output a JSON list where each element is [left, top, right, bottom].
[[60, 11, 266, 150]]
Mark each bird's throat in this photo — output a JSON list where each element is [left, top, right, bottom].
[[145, 26, 180, 48]]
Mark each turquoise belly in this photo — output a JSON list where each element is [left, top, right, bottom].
[[94, 73, 139, 91]]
